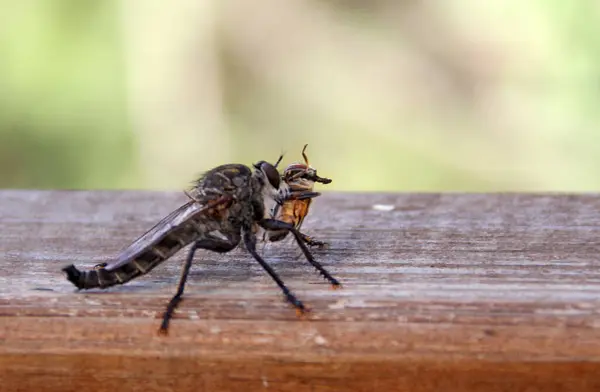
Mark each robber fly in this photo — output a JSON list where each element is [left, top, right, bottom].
[[264, 144, 332, 248], [62, 158, 341, 334]]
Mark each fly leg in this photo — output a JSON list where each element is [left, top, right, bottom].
[[265, 191, 320, 243], [259, 219, 341, 288], [159, 233, 240, 334], [286, 191, 328, 248], [297, 232, 328, 249], [243, 227, 308, 315], [278, 190, 321, 203], [272, 190, 328, 248]]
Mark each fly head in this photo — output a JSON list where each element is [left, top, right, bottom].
[[253, 160, 282, 194]]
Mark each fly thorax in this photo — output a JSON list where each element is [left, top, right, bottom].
[[250, 171, 277, 218], [250, 161, 281, 221], [261, 183, 280, 219], [267, 181, 292, 217]]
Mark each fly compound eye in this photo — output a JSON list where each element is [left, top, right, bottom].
[[261, 162, 281, 189]]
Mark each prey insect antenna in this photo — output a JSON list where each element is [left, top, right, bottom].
[[301, 144, 310, 166]]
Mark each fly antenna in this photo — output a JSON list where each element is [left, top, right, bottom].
[[274, 150, 285, 168], [301, 144, 310, 167]]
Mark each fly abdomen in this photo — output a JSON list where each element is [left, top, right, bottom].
[[63, 230, 198, 290], [62, 264, 123, 289], [108, 230, 198, 281]]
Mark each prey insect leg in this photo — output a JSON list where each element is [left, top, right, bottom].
[[243, 228, 308, 314], [159, 235, 240, 334], [259, 219, 341, 288]]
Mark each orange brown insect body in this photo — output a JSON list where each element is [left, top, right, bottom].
[[265, 144, 332, 248]]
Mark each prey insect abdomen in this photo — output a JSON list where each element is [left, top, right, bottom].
[[267, 197, 312, 242]]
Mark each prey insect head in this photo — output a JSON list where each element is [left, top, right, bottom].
[[282, 144, 332, 185], [312, 172, 332, 184], [253, 160, 281, 189], [283, 165, 332, 185], [303, 168, 332, 184]]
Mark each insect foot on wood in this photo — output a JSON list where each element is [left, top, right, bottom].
[[61, 155, 341, 334]]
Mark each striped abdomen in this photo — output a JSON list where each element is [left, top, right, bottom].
[[63, 201, 228, 290]]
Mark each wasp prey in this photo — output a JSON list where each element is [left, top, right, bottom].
[[62, 157, 341, 333], [265, 144, 332, 248]]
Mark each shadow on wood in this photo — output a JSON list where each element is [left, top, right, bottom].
[[1, 190, 599, 391]]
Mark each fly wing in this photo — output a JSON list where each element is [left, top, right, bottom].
[[104, 200, 209, 271]]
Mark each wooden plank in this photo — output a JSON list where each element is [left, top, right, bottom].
[[1, 190, 600, 391]]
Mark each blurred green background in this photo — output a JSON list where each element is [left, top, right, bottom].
[[2, 0, 600, 192]]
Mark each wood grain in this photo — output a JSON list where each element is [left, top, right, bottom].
[[1, 190, 599, 391]]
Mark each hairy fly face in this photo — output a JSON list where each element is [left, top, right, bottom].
[[253, 159, 282, 211], [254, 160, 281, 189]]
